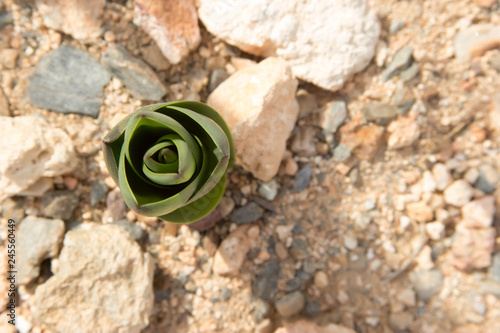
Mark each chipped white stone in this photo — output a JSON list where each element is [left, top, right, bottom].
[[444, 180, 474, 207], [432, 163, 452, 191], [0, 116, 77, 201], [207, 57, 298, 181], [198, 0, 380, 91], [425, 221, 445, 241], [422, 171, 437, 193]]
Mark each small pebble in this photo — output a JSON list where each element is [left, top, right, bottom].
[[343, 235, 358, 250], [293, 164, 313, 191], [425, 221, 445, 240], [476, 165, 499, 193], [444, 180, 474, 207], [275, 291, 305, 317], [258, 179, 278, 201], [303, 301, 321, 318], [381, 45, 414, 82], [333, 143, 351, 162], [432, 163, 452, 191], [313, 271, 329, 289], [231, 202, 264, 224]]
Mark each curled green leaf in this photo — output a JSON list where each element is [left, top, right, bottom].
[[102, 101, 234, 223]]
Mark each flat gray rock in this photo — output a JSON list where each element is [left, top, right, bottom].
[[27, 45, 110, 118], [18, 216, 65, 284], [101, 44, 167, 101]]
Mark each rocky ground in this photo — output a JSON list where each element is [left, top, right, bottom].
[[1, 0, 500, 332]]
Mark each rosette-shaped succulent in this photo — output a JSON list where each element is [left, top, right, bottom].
[[103, 101, 234, 223]]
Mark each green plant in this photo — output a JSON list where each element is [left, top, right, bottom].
[[102, 101, 234, 223]]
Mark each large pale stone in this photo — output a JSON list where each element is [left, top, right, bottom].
[[35, 0, 105, 40], [198, 0, 380, 91], [134, 0, 200, 64], [207, 57, 299, 181], [0, 116, 77, 201], [35, 224, 154, 333]]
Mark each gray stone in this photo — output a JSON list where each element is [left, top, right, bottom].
[[480, 281, 500, 297], [252, 259, 280, 301], [42, 190, 79, 220], [381, 45, 414, 82], [0, 12, 13, 28], [303, 301, 321, 318], [490, 252, 500, 284], [363, 103, 398, 125], [209, 68, 229, 92], [293, 164, 313, 191], [112, 219, 147, 243], [333, 143, 351, 162], [90, 181, 107, 206], [289, 239, 309, 259], [18, 216, 65, 284], [393, 87, 415, 114], [400, 62, 420, 82], [101, 44, 167, 101], [275, 291, 305, 317], [410, 268, 443, 301], [320, 101, 347, 134], [389, 19, 406, 34], [221, 288, 232, 301], [285, 277, 302, 293], [231, 202, 264, 224], [34, 224, 154, 333], [106, 187, 127, 221], [476, 165, 498, 193], [27, 45, 110, 118], [302, 259, 316, 274]]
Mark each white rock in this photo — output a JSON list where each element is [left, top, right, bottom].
[[258, 179, 278, 201], [425, 221, 445, 241], [462, 196, 496, 228], [387, 117, 420, 150], [432, 163, 452, 191], [344, 235, 358, 250], [0, 116, 77, 201], [212, 225, 258, 275], [422, 171, 437, 193], [207, 57, 299, 181], [454, 24, 500, 62], [198, 0, 380, 91], [134, 0, 200, 64], [444, 180, 474, 207], [35, 0, 105, 40], [34, 224, 154, 333]]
